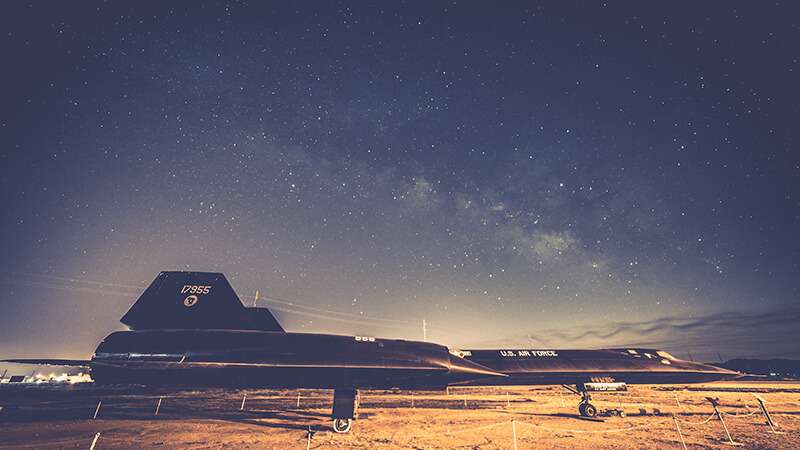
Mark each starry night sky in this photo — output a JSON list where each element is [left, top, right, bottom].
[[1, 2, 799, 364]]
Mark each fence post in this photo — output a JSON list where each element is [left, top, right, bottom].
[[512, 419, 518, 450], [706, 397, 741, 446], [240, 392, 247, 411], [155, 396, 163, 416], [89, 432, 101, 450], [672, 414, 687, 450], [297, 392, 301, 408], [92, 400, 102, 419], [753, 394, 783, 434]]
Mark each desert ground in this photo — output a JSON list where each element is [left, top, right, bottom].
[[0, 382, 797, 449]]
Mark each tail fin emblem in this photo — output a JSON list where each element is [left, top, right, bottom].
[[183, 295, 198, 307]]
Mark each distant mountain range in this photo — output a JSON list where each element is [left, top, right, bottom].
[[717, 358, 800, 379]]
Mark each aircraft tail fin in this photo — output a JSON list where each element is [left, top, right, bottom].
[[120, 271, 284, 332]]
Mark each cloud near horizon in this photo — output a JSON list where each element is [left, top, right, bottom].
[[464, 306, 800, 360]]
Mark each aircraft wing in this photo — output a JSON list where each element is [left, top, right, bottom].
[[1, 359, 92, 367]]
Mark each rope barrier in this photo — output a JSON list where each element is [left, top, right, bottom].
[[3, 385, 794, 449], [515, 419, 654, 434], [395, 411, 743, 446], [1, 400, 792, 449], [444, 420, 509, 436], [0, 436, 100, 449], [0, 431, 248, 449], [408, 420, 508, 440], [673, 403, 759, 424], [674, 412, 718, 425], [722, 409, 759, 418]]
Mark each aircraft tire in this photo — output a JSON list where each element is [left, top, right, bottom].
[[579, 403, 597, 418], [332, 418, 352, 433]]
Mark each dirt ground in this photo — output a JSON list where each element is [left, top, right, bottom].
[[0, 381, 797, 449]]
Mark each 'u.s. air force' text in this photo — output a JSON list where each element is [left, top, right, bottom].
[[499, 350, 558, 357]]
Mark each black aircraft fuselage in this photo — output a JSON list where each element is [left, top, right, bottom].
[[89, 329, 500, 390], [2, 271, 740, 432]]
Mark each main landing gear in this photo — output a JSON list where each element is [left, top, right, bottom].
[[563, 384, 597, 418], [332, 417, 352, 434], [331, 388, 359, 433]]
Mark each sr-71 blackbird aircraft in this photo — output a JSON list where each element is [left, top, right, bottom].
[[2, 271, 740, 433]]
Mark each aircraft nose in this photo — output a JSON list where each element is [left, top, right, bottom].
[[707, 363, 743, 378], [689, 361, 743, 381], [447, 354, 507, 378]]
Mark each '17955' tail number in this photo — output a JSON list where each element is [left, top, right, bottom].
[[181, 285, 212, 295]]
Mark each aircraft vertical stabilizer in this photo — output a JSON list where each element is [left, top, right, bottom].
[[120, 271, 284, 332]]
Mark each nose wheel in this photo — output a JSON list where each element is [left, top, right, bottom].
[[563, 384, 599, 418], [578, 389, 598, 417], [579, 401, 597, 418]]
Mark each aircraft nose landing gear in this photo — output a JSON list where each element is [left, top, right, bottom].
[[578, 395, 597, 418], [563, 384, 598, 418]]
